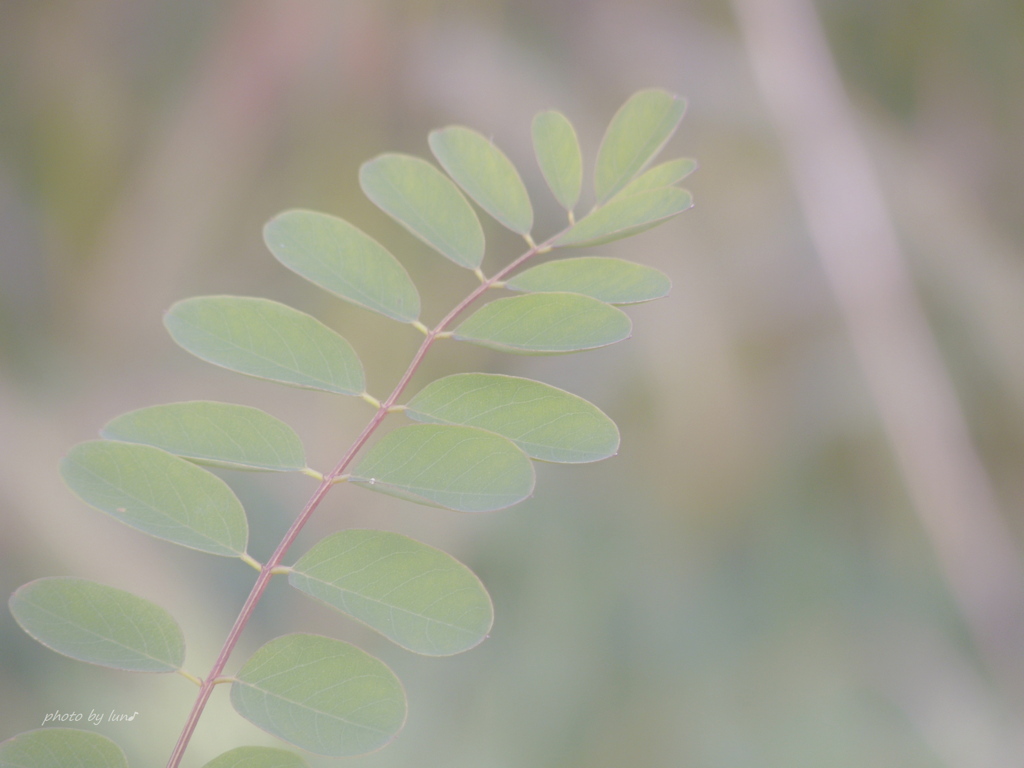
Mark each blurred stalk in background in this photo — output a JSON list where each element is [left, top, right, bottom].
[[734, 0, 1024, 760]]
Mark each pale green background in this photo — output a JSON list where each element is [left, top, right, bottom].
[[2, 1, 1024, 766]]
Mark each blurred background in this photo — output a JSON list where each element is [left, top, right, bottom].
[[2, 1, 1024, 766]]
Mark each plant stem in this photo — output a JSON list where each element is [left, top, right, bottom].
[[165, 231, 563, 767]]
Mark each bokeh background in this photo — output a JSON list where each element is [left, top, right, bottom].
[[3, 1, 1024, 766]]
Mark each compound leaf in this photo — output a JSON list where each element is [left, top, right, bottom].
[[554, 187, 692, 248], [359, 153, 484, 269], [165, 296, 365, 395], [60, 441, 248, 557], [264, 210, 420, 323], [0, 729, 128, 768], [201, 747, 308, 768], [505, 257, 671, 305], [405, 373, 619, 463], [101, 401, 306, 473], [350, 424, 534, 513], [9, 577, 185, 673], [595, 88, 687, 203], [290, 529, 493, 656], [613, 157, 697, 199], [231, 634, 406, 758], [531, 110, 582, 212], [453, 293, 631, 354], [429, 126, 533, 235]]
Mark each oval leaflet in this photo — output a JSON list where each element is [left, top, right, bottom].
[[165, 296, 365, 395], [290, 529, 493, 656], [532, 110, 583, 212], [505, 257, 671, 306], [351, 424, 535, 512], [101, 401, 307, 473], [231, 634, 407, 757], [264, 209, 421, 323], [9, 577, 185, 672], [359, 153, 485, 269], [60, 440, 249, 557], [406, 373, 619, 463], [429, 126, 533, 235], [453, 293, 632, 355]]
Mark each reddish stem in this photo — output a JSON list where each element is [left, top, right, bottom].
[[166, 232, 560, 767]]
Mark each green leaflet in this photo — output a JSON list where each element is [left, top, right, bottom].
[[405, 373, 619, 463], [163, 296, 365, 395], [505, 257, 671, 305], [101, 401, 306, 473], [60, 441, 248, 557], [429, 126, 533, 235], [453, 293, 631, 354], [554, 187, 693, 248], [231, 634, 406, 758], [613, 157, 697, 199], [201, 747, 308, 768], [359, 153, 485, 269], [0, 729, 128, 768], [289, 529, 493, 656], [350, 424, 534, 513], [9, 577, 185, 673], [531, 110, 582, 212], [264, 209, 420, 323], [164, 296, 365, 395], [595, 88, 687, 203]]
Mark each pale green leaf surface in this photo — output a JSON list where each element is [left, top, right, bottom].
[[264, 210, 420, 322], [60, 441, 248, 557], [613, 157, 697, 199], [101, 401, 306, 472], [429, 126, 533, 235], [0, 729, 128, 768], [505, 257, 671, 305], [595, 88, 687, 203], [9, 578, 184, 672], [453, 293, 631, 354], [290, 529, 493, 655], [350, 424, 534, 512], [359, 153, 484, 269], [531, 110, 582, 211], [201, 746, 308, 768], [231, 634, 406, 758], [405, 373, 619, 463], [554, 187, 693, 248], [164, 296, 365, 395]]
